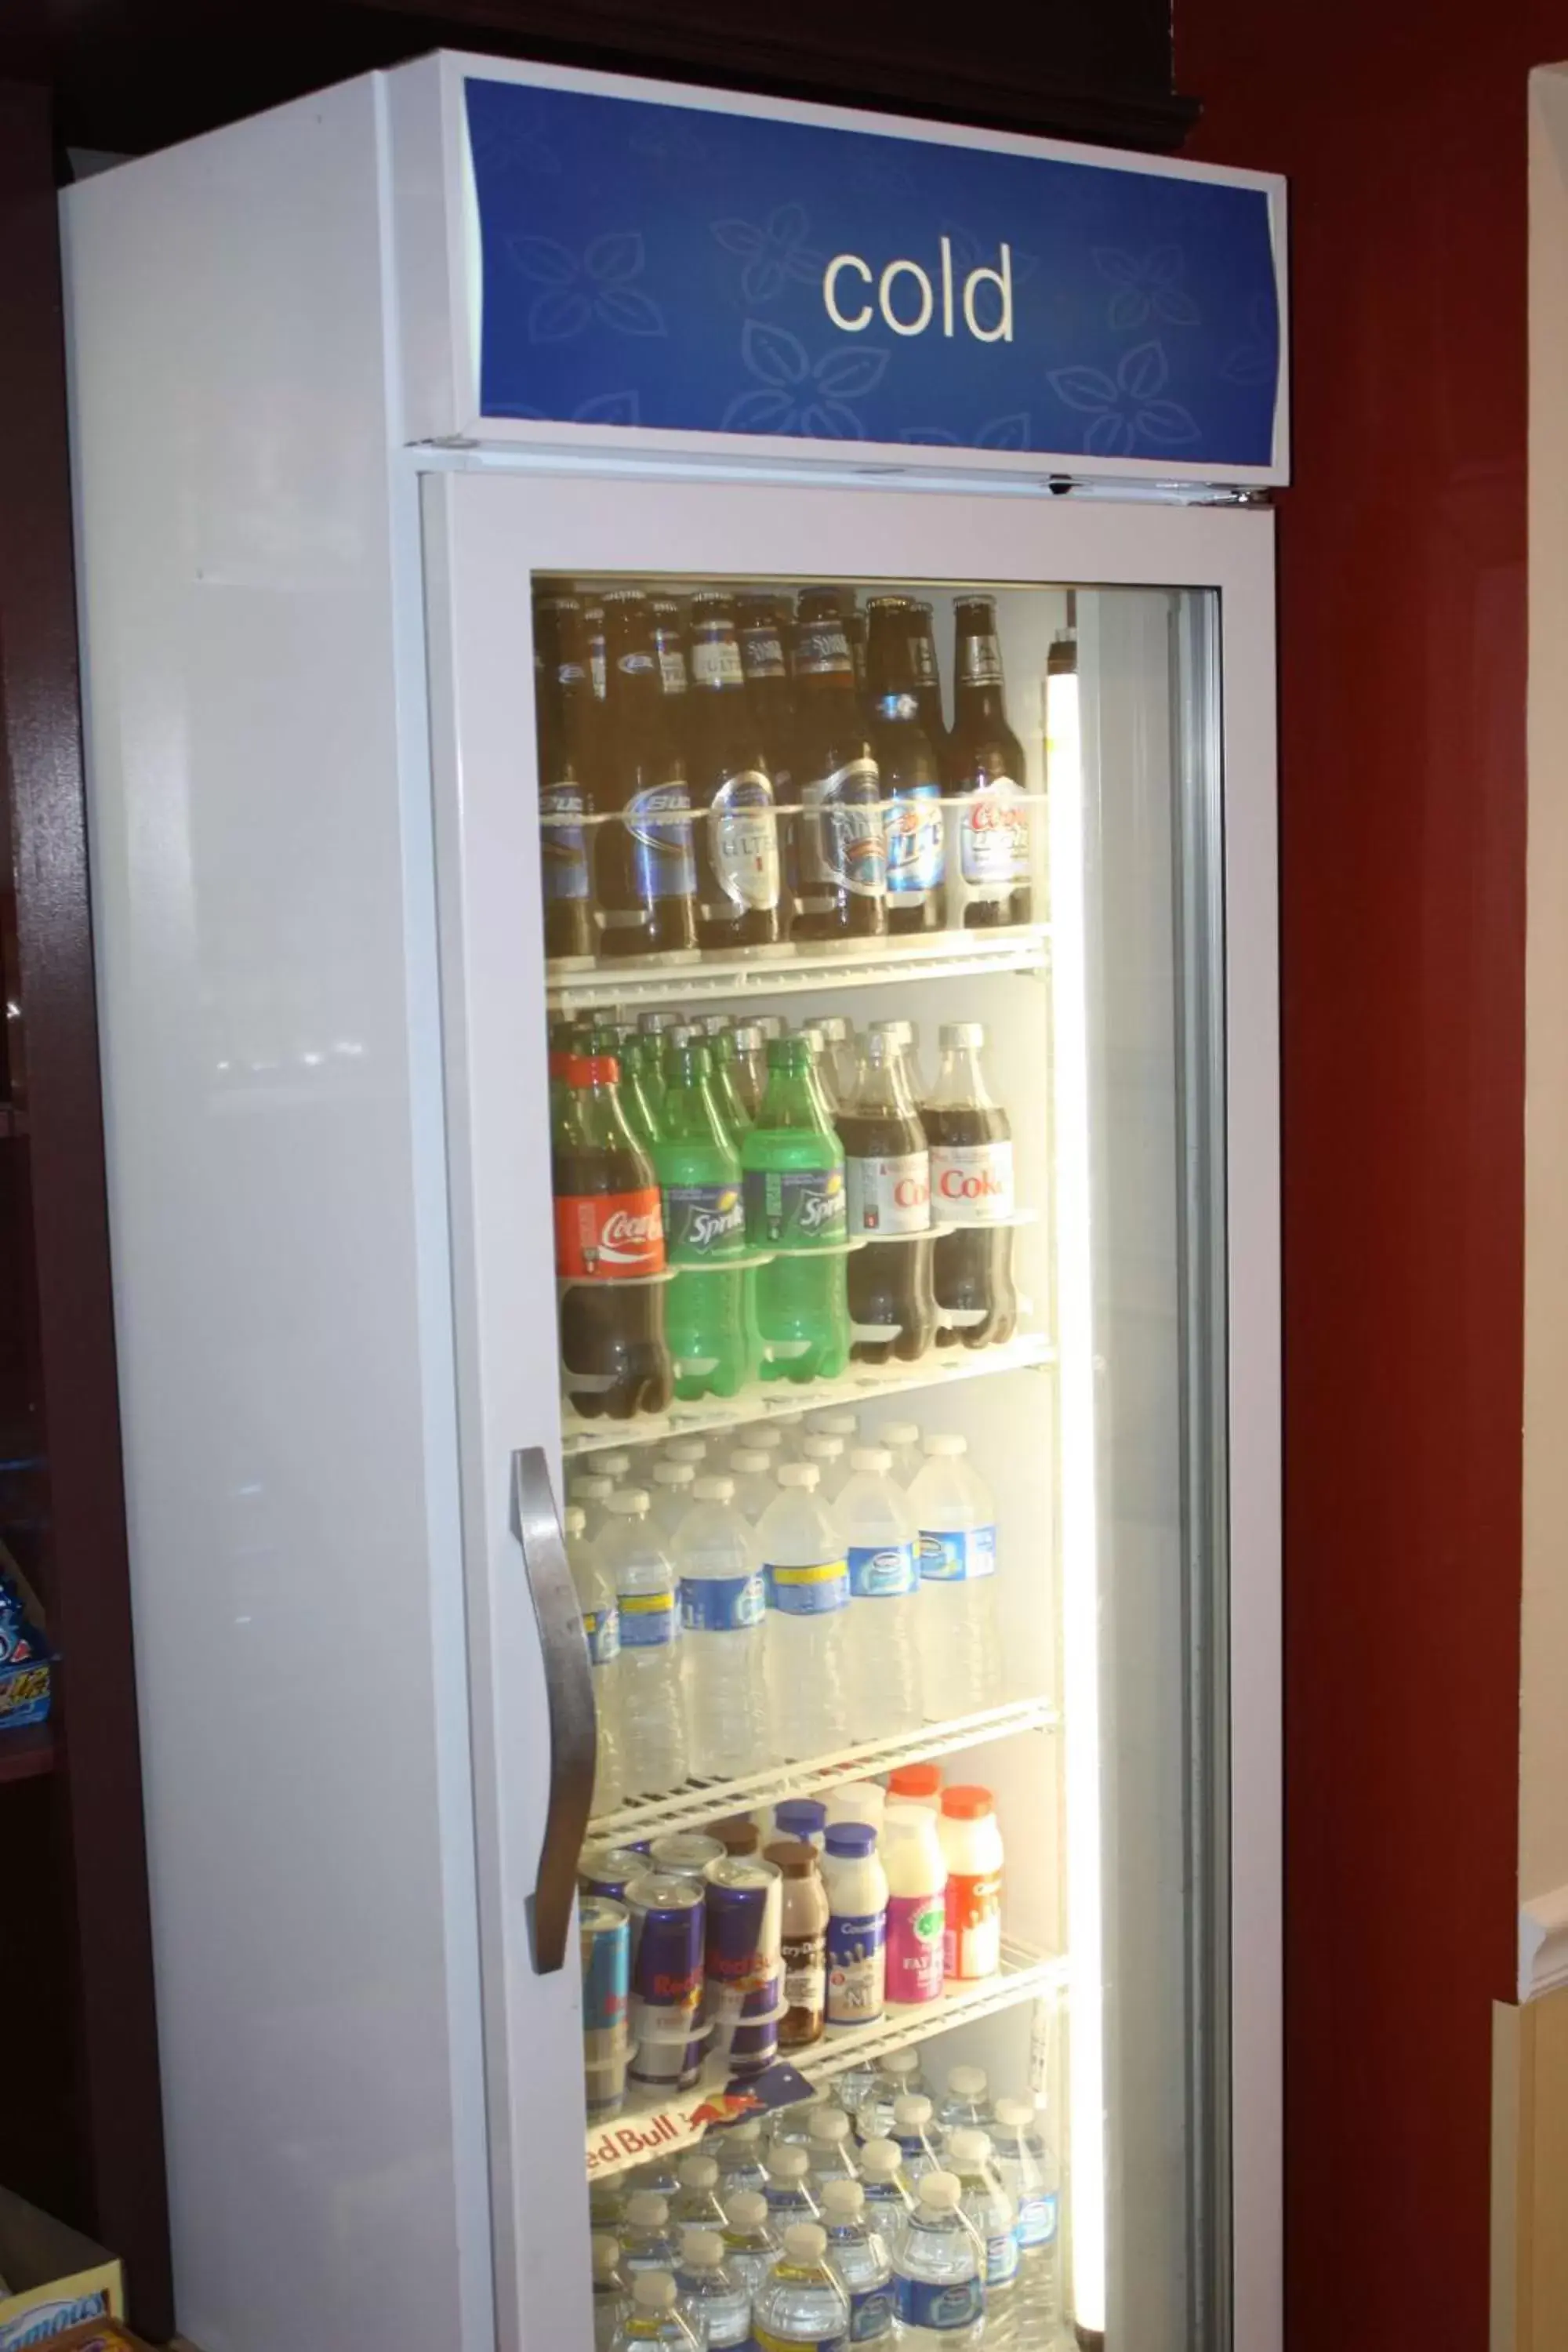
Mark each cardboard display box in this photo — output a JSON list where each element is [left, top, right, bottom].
[[0, 2189, 124, 2350], [38, 2328, 151, 2351]]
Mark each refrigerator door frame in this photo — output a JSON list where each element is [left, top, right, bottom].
[[418, 454, 1280, 2352]]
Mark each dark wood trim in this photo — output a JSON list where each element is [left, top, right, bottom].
[[0, 1720, 58, 1785], [0, 80, 172, 2342]]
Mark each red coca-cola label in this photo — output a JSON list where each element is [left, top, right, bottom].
[[555, 1187, 666, 1278]]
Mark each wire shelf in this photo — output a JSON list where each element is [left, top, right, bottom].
[[547, 924, 1051, 1014]]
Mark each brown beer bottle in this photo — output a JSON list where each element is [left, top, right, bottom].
[[684, 592, 784, 953], [789, 589, 887, 941], [651, 593, 691, 764], [532, 592, 596, 966], [866, 597, 945, 935], [946, 597, 1032, 928], [595, 591, 699, 960], [908, 600, 947, 750]]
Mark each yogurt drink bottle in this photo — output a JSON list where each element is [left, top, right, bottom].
[[883, 1806, 946, 2008], [821, 1823, 888, 2032], [938, 1787, 1004, 1982]]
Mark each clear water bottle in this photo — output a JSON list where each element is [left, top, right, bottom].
[[728, 1446, 779, 1525], [678, 1475, 771, 1778], [888, 2172, 984, 2350], [856, 2140, 913, 2232], [599, 1491, 688, 1795], [808, 1408, 860, 1444], [820, 2177, 895, 2343], [620, 2190, 680, 2276], [664, 1436, 711, 1473], [714, 2118, 770, 2203], [806, 2106, 860, 2194], [752, 2220, 851, 2352], [629, 2152, 683, 2199], [677, 2227, 753, 2350], [568, 1504, 626, 1814], [570, 1471, 620, 1544], [650, 1460, 699, 1544], [945, 2130, 1019, 2352], [877, 1421, 924, 1494], [597, 1450, 635, 1485], [859, 2049, 929, 2141], [988, 2099, 1060, 2339], [935, 2067, 990, 2143], [834, 1446, 923, 1737], [908, 1436, 1004, 1719], [764, 2145, 821, 2230], [891, 2096, 942, 2191], [592, 2173, 629, 2234], [757, 1465, 851, 1759], [800, 1432, 849, 1501], [674, 2154, 730, 2231], [721, 2187, 779, 2299], [593, 2232, 630, 2352], [612, 2268, 704, 2352]]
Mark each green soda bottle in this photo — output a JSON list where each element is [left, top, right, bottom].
[[706, 1029, 755, 1149], [619, 1032, 662, 1154], [742, 1035, 851, 1383], [653, 1038, 751, 1399]]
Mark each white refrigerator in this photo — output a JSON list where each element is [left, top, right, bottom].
[[61, 51, 1283, 2352]]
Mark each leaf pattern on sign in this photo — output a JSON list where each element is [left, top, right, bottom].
[[505, 230, 668, 342], [940, 220, 1040, 294], [1093, 245, 1201, 331], [1047, 342, 1200, 456], [1221, 292, 1279, 385], [722, 321, 889, 437], [710, 203, 826, 305]]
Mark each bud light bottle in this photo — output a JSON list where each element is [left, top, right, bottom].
[[685, 591, 786, 955], [596, 591, 699, 960], [653, 1036, 750, 1399], [945, 598, 1031, 928], [866, 597, 944, 935], [532, 590, 596, 965], [553, 1045, 673, 1417], [742, 1036, 851, 1383], [789, 589, 886, 942]]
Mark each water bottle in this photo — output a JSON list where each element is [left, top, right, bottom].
[[568, 1504, 626, 1814], [721, 2187, 779, 2299], [593, 2232, 630, 2352], [597, 1450, 635, 1488], [908, 1436, 1003, 1719], [592, 2174, 630, 2234], [728, 1446, 779, 1525], [714, 2118, 770, 2203], [599, 1491, 688, 1796], [674, 2155, 730, 2231], [678, 1475, 771, 1777], [888, 2172, 983, 2350], [612, 2269, 705, 2352], [665, 1436, 710, 1473], [988, 2099, 1060, 2338], [764, 2145, 821, 2230], [944, 2131, 1019, 2351], [650, 1460, 699, 1544], [859, 2049, 929, 2140], [621, 2190, 680, 2275], [935, 2068, 989, 2143], [570, 1471, 620, 1543], [820, 2177, 895, 2344], [834, 1446, 922, 1737], [752, 2221, 851, 2352], [800, 1432, 849, 1501], [630, 2153, 683, 2200], [757, 1465, 851, 1759], [677, 2227, 753, 2350], [890, 2096, 942, 2190], [856, 2140, 912, 2233], [877, 1421, 924, 1493], [806, 2107, 860, 2194]]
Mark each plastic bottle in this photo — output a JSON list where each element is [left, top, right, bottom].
[[554, 1045, 674, 1417], [567, 1504, 626, 1815], [747, 1426, 789, 1461], [599, 1491, 688, 1796], [592, 2173, 630, 2235], [824, 1782, 887, 1834], [859, 2049, 929, 2141], [987, 2099, 1060, 2339], [569, 1471, 620, 1544], [764, 2146, 821, 2231], [757, 1464, 851, 1759], [649, 1460, 699, 1544], [664, 1438, 710, 1472], [674, 2155, 731, 2231], [877, 1421, 924, 1494], [935, 2068, 990, 2142], [835, 1447, 923, 1738], [806, 2107, 860, 2194], [938, 1789, 1004, 1983], [593, 2233, 630, 2352], [597, 1450, 636, 1486], [612, 2269, 704, 2352], [885, 1762, 942, 1813], [800, 1432, 848, 1501], [890, 2096, 942, 2190], [837, 1025, 938, 1365], [720, 2187, 779, 2299], [821, 2176, 895, 2345], [944, 2130, 1019, 2352], [742, 1037, 851, 1384], [728, 1446, 778, 1525], [677, 1475, 771, 1778], [773, 1798, 828, 1852], [714, 2118, 771, 2205], [808, 1408, 860, 1446], [822, 1824, 888, 2032], [752, 2220, 852, 2352], [677, 2227, 754, 2351], [887, 2172, 984, 2350], [708, 1030, 758, 1149], [767, 1838, 829, 2049], [856, 2140, 912, 2232], [909, 1438, 1003, 1720], [882, 1807, 946, 2009], [920, 1025, 1018, 1351], [816, 1015, 858, 1109], [728, 1022, 770, 1121], [620, 2190, 681, 2276], [655, 1036, 751, 1399]]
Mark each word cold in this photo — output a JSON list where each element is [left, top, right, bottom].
[[824, 239, 1014, 343]]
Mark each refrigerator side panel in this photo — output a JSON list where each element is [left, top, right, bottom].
[[60, 82, 491, 2352]]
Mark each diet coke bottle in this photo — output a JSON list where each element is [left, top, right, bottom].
[[921, 1022, 1018, 1349], [837, 1026, 938, 1364], [553, 1044, 673, 1416]]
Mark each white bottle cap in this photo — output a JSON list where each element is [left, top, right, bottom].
[[563, 1505, 586, 1535], [572, 1475, 615, 1499], [691, 1475, 735, 1502], [993, 2096, 1036, 2129], [597, 1452, 633, 1479], [626, 2190, 669, 2225], [812, 1411, 858, 1436], [681, 2228, 724, 2267], [604, 1488, 652, 1514], [730, 1448, 771, 1473], [726, 2118, 762, 2144], [858, 2138, 903, 2178], [947, 2064, 987, 2099], [822, 2178, 865, 2217], [921, 1433, 968, 1457], [783, 2222, 828, 2263], [677, 2154, 719, 2187], [807, 2107, 851, 2144], [747, 1427, 786, 1452], [946, 2127, 992, 2166], [665, 1439, 709, 1464], [633, 2272, 678, 2310], [590, 2232, 621, 2280], [727, 2189, 768, 2228], [653, 1462, 695, 1487], [777, 1463, 820, 1489], [884, 2049, 921, 2077], [916, 2172, 963, 2212], [803, 1435, 844, 1461], [849, 1446, 891, 1472], [939, 1022, 985, 1049], [769, 2146, 811, 2180], [880, 1421, 920, 1447], [893, 2094, 933, 2128]]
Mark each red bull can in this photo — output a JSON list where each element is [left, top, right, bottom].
[[580, 1840, 651, 1903], [702, 1854, 783, 2077], [579, 1896, 630, 2118], [626, 1871, 706, 2091], [648, 1831, 726, 1881]]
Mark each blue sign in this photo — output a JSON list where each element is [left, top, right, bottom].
[[464, 75, 1283, 473]]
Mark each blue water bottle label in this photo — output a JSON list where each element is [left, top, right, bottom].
[[885, 782, 945, 894], [848, 1541, 918, 1599], [985, 2230, 1020, 2287], [665, 1179, 746, 1261], [625, 781, 698, 899], [582, 1604, 620, 1666], [681, 1572, 766, 1633], [540, 780, 591, 899], [766, 1558, 850, 1617], [917, 1525, 998, 1583], [893, 2277, 984, 2332], [619, 1590, 677, 1649], [1017, 2189, 1059, 2247], [849, 2282, 895, 2340]]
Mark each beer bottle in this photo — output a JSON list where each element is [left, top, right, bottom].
[[908, 601, 947, 750], [738, 592, 800, 926], [532, 591, 596, 966], [843, 605, 870, 715], [946, 597, 1032, 928], [789, 589, 887, 941], [652, 593, 691, 764], [684, 591, 784, 954], [583, 600, 608, 702], [595, 591, 699, 959], [866, 596, 945, 935]]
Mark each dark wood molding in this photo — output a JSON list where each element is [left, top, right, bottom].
[[0, 78, 173, 2342]]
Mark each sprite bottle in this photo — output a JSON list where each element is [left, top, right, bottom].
[[653, 1039, 750, 1399], [742, 1036, 851, 1383]]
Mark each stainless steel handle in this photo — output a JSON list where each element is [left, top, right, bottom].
[[512, 1446, 597, 1975]]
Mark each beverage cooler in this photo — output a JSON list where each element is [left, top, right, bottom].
[[61, 53, 1283, 2352]]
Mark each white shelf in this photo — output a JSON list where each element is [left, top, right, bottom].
[[561, 1329, 1057, 1457], [587, 1694, 1057, 1846], [547, 924, 1050, 1014]]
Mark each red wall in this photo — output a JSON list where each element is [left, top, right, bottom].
[[1177, 5, 1541, 2344]]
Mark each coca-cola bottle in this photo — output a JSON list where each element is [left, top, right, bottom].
[[921, 1021, 1017, 1348], [532, 591, 596, 966], [837, 1025, 938, 1364], [945, 597, 1032, 928], [789, 589, 887, 941], [866, 597, 944, 935], [553, 1042, 673, 1416], [684, 591, 785, 955], [594, 591, 699, 960]]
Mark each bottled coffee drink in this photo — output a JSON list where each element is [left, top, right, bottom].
[[946, 597, 1032, 927], [866, 597, 944, 935], [595, 591, 699, 960], [684, 593, 784, 954], [553, 1044, 673, 1416], [789, 589, 886, 941], [837, 1025, 938, 1363], [921, 1021, 1018, 1348], [532, 591, 596, 964]]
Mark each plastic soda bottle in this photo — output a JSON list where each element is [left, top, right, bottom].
[[598, 1492, 688, 1797], [752, 2220, 851, 2352], [566, 1503, 624, 1814], [835, 1446, 922, 1738], [611, 2269, 703, 2352], [676, 2227, 753, 2350], [654, 1036, 750, 1399], [820, 2177, 895, 2345], [909, 1436, 1003, 1719], [756, 1462, 851, 1758], [677, 1475, 771, 1778], [887, 2172, 983, 2350], [742, 1036, 851, 1382]]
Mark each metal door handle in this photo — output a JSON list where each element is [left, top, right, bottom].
[[512, 1446, 597, 1974]]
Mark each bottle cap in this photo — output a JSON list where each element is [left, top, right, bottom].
[[626, 2190, 669, 2225], [730, 1449, 771, 1473], [562, 1053, 619, 1086], [665, 1439, 708, 1464], [747, 1428, 786, 1451], [590, 2232, 621, 2279], [776, 1463, 820, 1488], [563, 1505, 586, 1535], [916, 2172, 962, 2212], [822, 2177, 865, 2216], [603, 1489, 652, 1515], [947, 2064, 988, 2099], [993, 2096, 1036, 2129], [802, 1434, 844, 1460], [893, 2094, 933, 2127], [946, 2127, 992, 2165], [887, 1763, 942, 1801], [921, 1432, 968, 1457], [880, 1421, 920, 1447], [572, 1475, 615, 1501], [712, 1813, 760, 1855], [783, 2222, 828, 2263], [763, 1838, 819, 1877], [939, 1022, 986, 1048], [677, 2154, 719, 2187], [726, 2118, 763, 2145], [941, 1785, 995, 1821], [731, 1024, 764, 1048], [727, 2189, 768, 2227], [652, 1461, 695, 1486], [597, 1453, 633, 1478], [775, 1799, 826, 1840], [848, 1446, 891, 1472], [884, 2049, 922, 2077], [808, 2107, 851, 2143], [811, 1412, 858, 1436], [858, 2138, 903, 2177], [769, 2146, 810, 2181], [824, 1822, 877, 1858], [681, 2228, 724, 2267], [633, 2272, 678, 2310], [691, 1475, 735, 1503]]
